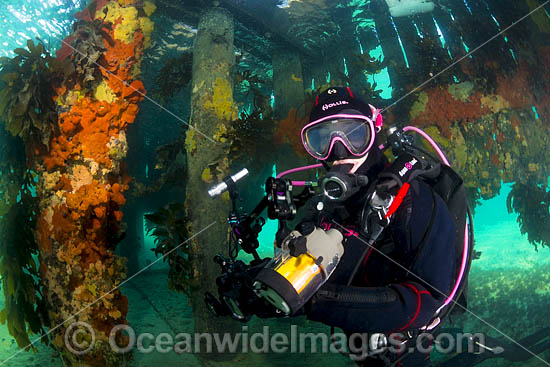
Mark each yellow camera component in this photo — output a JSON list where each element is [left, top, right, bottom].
[[254, 228, 344, 315], [274, 253, 322, 294]]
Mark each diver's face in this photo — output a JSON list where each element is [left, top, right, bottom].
[[332, 153, 369, 174], [326, 140, 354, 161]]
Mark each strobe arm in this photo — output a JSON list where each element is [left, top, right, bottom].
[[232, 178, 315, 257], [233, 197, 268, 261]]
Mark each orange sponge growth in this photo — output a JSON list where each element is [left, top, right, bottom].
[[274, 108, 308, 157], [411, 88, 491, 138], [496, 62, 535, 109], [410, 60, 542, 139], [32, 0, 155, 365]]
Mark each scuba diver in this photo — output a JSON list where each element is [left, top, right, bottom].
[[205, 87, 474, 366], [285, 87, 468, 366]]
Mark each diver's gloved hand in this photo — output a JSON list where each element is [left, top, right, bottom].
[[282, 226, 344, 261]]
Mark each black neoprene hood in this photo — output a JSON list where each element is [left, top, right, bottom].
[[309, 87, 372, 123]]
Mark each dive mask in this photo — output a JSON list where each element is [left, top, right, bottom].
[[301, 113, 376, 161]]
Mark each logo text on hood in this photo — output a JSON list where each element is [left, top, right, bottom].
[[322, 100, 349, 111]]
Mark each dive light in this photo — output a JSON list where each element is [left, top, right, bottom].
[[208, 168, 249, 198]]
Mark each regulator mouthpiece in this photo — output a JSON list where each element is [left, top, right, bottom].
[[321, 172, 369, 202], [208, 168, 249, 198]]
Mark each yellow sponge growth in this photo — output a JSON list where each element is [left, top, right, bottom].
[[100, 1, 139, 44], [94, 81, 117, 103], [201, 168, 214, 183], [143, 1, 157, 16], [424, 126, 449, 149], [204, 77, 239, 121], [185, 129, 197, 155], [139, 16, 155, 48], [409, 92, 429, 120], [480, 94, 510, 114], [214, 122, 228, 143]]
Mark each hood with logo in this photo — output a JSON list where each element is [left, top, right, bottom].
[[310, 87, 372, 121], [307, 87, 385, 172]]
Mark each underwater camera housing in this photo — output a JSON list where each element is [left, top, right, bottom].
[[204, 162, 377, 319], [253, 227, 344, 315], [205, 167, 337, 320], [205, 254, 273, 320], [204, 171, 312, 320]]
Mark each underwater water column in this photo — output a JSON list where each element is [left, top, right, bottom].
[[391, 16, 424, 84], [370, 0, 408, 99], [31, 0, 156, 365], [186, 6, 240, 358], [118, 200, 144, 276]]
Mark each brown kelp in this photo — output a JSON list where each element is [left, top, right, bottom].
[[145, 203, 195, 296], [507, 182, 550, 250], [0, 40, 60, 147], [151, 52, 193, 103], [0, 130, 49, 350]]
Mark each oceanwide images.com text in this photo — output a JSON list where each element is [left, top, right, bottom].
[[65, 322, 490, 360]]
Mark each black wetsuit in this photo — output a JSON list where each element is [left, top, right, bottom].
[[302, 173, 457, 366]]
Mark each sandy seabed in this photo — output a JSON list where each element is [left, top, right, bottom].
[[1, 189, 550, 366]]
